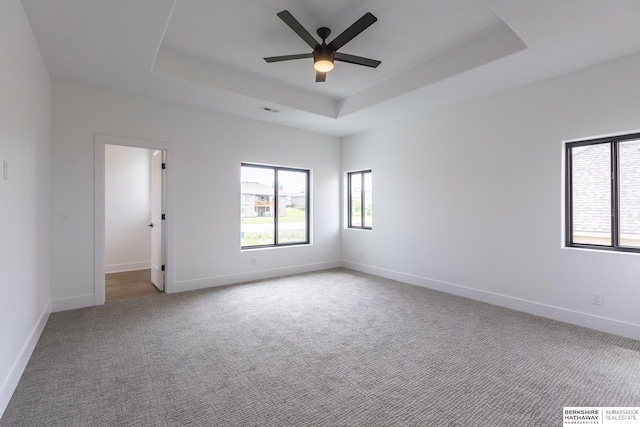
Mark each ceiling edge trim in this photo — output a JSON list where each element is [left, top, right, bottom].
[[152, 46, 338, 119], [150, 0, 178, 72], [337, 24, 527, 118]]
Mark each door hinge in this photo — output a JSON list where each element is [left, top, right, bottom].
[[161, 265, 165, 272], [162, 214, 166, 220], [162, 163, 166, 169]]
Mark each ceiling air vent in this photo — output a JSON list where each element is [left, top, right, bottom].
[[260, 106, 281, 113]]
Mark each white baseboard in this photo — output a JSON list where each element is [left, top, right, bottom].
[[51, 294, 94, 312], [342, 261, 640, 341], [105, 262, 150, 274], [0, 301, 51, 419], [174, 260, 342, 293]]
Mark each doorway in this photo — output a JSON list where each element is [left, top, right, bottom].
[[104, 144, 164, 301], [94, 134, 173, 306]]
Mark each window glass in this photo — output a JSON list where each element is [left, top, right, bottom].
[[618, 139, 640, 248], [565, 134, 640, 253], [350, 172, 362, 227], [348, 170, 372, 229], [570, 143, 611, 246], [241, 166, 275, 247], [364, 171, 373, 228], [277, 169, 308, 245], [241, 164, 309, 248]]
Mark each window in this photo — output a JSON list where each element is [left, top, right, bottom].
[[565, 133, 640, 252], [348, 170, 372, 229], [241, 163, 309, 248]]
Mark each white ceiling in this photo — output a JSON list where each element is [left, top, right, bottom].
[[20, 0, 640, 137]]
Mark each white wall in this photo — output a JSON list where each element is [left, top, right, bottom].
[[105, 145, 151, 273], [0, 0, 51, 417], [51, 80, 341, 309], [341, 52, 640, 340]]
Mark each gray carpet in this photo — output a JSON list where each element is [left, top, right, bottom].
[[2, 268, 639, 426]]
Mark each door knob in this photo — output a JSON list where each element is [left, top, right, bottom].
[[148, 223, 154, 228]]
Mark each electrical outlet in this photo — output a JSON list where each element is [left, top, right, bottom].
[[591, 292, 602, 306]]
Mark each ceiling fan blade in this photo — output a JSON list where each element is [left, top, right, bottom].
[[277, 10, 319, 50], [264, 53, 313, 63], [316, 71, 326, 82], [327, 12, 377, 51], [334, 52, 381, 68]]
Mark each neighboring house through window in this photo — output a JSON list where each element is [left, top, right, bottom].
[[241, 163, 310, 248], [566, 133, 640, 252], [348, 170, 372, 229]]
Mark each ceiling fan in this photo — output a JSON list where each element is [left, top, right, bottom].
[[264, 10, 381, 82]]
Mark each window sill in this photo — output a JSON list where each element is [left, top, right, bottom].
[[241, 243, 312, 252], [563, 245, 640, 256]]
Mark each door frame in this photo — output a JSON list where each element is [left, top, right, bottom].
[[94, 133, 174, 305], [150, 149, 165, 291]]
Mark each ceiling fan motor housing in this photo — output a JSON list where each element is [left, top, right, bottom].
[[314, 45, 335, 63]]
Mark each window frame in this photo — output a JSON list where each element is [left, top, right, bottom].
[[347, 170, 372, 230], [241, 163, 310, 250], [565, 132, 640, 254]]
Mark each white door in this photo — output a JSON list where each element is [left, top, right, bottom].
[[150, 150, 164, 291]]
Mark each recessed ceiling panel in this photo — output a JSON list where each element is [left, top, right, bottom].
[[162, 0, 504, 98]]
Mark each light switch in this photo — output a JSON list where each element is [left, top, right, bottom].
[[2, 160, 7, 180], [61, 211, 71, 223]]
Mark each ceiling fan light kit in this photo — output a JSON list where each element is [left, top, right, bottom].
[[313, 48, 334, 72], [313, 58, 334, 73], [264, 10, 381, 82]]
